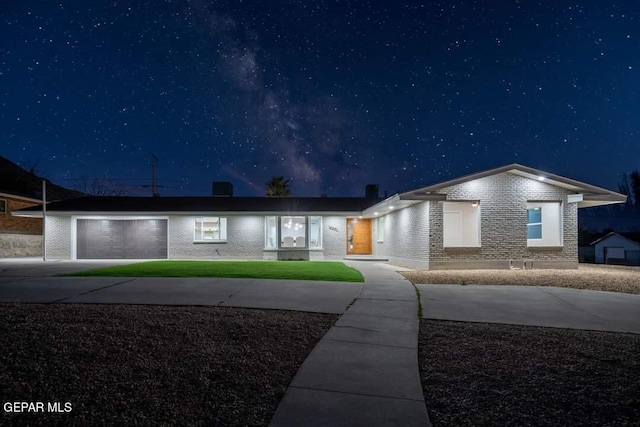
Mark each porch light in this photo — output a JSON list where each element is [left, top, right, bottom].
[[471, 202, 478, 207], [389, 206, 394, 210], [374, 212, 378, 216], [538, 176, 545, 181]]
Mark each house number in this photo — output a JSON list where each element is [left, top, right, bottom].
[[328, 226, 339, 232]]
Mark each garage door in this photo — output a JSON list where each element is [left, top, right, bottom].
[[77, 219, 168, 259]]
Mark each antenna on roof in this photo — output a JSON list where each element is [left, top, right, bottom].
[[151, 154, 159, 197]]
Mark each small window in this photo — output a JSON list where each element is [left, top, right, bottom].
[[0, 199, 6, 214], [377, 216, 385, 242], [526, 202, 562, 247], [527, 208, 542, 239], [309, 216, 322, 248], [194, 217, 227, 242], [265, 216, 277, 249]]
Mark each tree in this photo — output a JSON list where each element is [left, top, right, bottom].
[[266, 176, 291, 197], [618, 172, 633, 209], [631, 170, 640, 212], [619, 170, 640, 211], [73, 176, 130, 196]]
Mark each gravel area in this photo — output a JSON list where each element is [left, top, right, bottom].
[[403, 264, 640, 294], [0, 304, 336, 426], [419, 320, 640, 427]]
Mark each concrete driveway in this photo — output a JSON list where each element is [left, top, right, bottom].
[[418, 284, 640, 334], [0, 258, 142, 277], [0, 259, 363, 314], [2, 259, 639, 333]]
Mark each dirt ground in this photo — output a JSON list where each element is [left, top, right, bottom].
[[402, 264, 640, 294], [419, 320, 640, 426], [0, 304, 336, 426]]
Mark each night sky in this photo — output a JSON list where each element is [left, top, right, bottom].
[[1, 1, 638, 197]]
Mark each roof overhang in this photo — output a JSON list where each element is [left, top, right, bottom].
[[361, 194, 424, 218], [399, 163, 626, 209], [0, 192, 42, 203], [12, 210, 365, 218]]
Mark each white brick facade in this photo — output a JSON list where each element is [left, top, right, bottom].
[[46, 214, 351, 261], [322, 216, 348, 259], [373, 203, 430, 269], [45, 216, 72, 259], [428, 172, 578, 269], [168, 215, 265, 259], [38, 170, 585, 269]]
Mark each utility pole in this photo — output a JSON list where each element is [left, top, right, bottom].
[[42, 180, 46, 261], [151, 154, 159, 197]]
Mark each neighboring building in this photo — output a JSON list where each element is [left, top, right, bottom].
[[0, 192, 42, 257], [591, 232, 640, 266], [13, 164, 626, 269]]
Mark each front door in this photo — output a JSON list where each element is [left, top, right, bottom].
[[346, 218, 372, 255]]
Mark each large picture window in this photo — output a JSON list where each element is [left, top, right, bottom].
[[194, 217, 227, 242], [281, 216, 306, 247], [526, 202, 562, 247], [264, 216, 322, 249]]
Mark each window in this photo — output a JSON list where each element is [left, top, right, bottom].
[[308, 216, 322, 248], [281, 216, 306, 248], [194, 217, 227, 242], [265, 216, 322, 249], [0, 199, 6, 214], [526, 202, 562, 247], [443, 201, 481, 247], [527, 208, 542, 239], [265, 216, 277, 249], [377, 216, 385, 242]]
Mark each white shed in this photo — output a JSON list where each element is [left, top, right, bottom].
[[591, 232, 640, 264]]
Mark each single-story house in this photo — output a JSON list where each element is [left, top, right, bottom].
[[13, 164, 626, 269], [591, 232, 640, 265], [0, 191, 43, 257]]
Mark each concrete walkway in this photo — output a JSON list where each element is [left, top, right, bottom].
[[418, 284, 640, 334], [270, 262, 431, 427]]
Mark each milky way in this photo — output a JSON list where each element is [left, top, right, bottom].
[[1, 1, 638, 196]]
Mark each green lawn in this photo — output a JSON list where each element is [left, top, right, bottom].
[[63, 261, 364, 282]]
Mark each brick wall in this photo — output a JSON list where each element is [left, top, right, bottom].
[[321, 216, 348, 259], [45, 215, 71, 259], [428, 172, 578, 269], [0, 197, 42, 234], [168, 215, 265, 259], [373, 202, 430, 268]]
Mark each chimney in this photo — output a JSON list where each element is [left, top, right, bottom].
[[212, 181, 233, 197], [365, 184, 379, 199]]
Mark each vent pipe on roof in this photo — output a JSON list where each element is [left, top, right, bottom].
[[212, 181, 233, 197]]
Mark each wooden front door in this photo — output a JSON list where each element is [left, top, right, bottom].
[[346, 218, 372, 255]]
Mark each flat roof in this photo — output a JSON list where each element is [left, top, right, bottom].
[[13, 196, 379, 217]]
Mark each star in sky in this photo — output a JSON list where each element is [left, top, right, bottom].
[[1, 1, 638, 196]]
